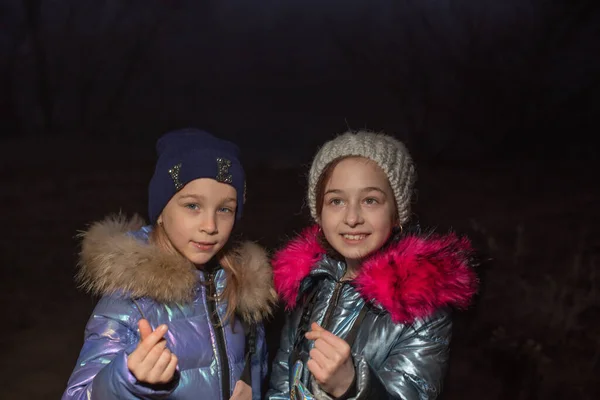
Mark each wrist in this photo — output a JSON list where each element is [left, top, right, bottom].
[[331, 373, 357, 400]]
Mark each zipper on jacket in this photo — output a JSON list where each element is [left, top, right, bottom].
[[320, 281, 344, 330], [206, 272, 231, 399]]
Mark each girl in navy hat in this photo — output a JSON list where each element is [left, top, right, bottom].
[[63, 128, 276, 400]]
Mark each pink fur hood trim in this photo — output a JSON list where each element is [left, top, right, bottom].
[[272, 225, 478, 324]]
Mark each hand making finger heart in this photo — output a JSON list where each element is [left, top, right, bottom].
[[127, 319, 179, 384], [305, 322, 355, 397]]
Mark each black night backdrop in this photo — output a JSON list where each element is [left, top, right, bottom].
[[1, 0, 598, 398]]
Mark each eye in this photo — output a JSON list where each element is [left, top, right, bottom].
[[218, 207, 234, 214], [185, 203, 199, 210], [328, 198, 344, 206], [364, 197, 380, 205]]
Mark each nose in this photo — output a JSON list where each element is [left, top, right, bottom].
[[199, 212, 218, 235], [343, 202, 364, 227]]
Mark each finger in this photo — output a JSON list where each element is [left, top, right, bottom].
[[139, 324, 168, 356], [314, 328, 350, 351], [311, 322, 325, 332], [305, 322, 328, 340], [128, 341, 166, 381], [309, 347, 330, 369], [231, 380, 252, 398], [305, 330, 322, 340], [231, 380, 242, 396], [313, 338, 337, 361], [128, 329, 166, 367], [138, 319, 153, 341], [140, 339, 167, 366], [231, 380, 246, 396], [148, 348, 172, 382], [306, 359, 326, 383], [159, 354, 178, 383], [322, 335, 351, 364]]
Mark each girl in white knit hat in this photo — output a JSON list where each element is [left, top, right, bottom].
[[266, 130, 478, 399]]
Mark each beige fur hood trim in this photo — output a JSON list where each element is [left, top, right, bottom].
[[76, 214, 276, 323]]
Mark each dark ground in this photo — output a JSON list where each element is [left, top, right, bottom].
[[1, 138, 598, 399]]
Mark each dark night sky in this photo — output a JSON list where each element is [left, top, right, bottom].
[[1, 3, 599, 398], [1, 0, 599, 163]]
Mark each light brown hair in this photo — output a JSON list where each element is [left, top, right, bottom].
[[150, 224, 242, 325]]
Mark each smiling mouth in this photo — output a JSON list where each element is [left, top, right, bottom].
[[192, 241, 217, 250], [341, 233, 369, 241]]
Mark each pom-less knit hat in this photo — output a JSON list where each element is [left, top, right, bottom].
[[148, 128, 246, 224], [308, 130, 416, 225]]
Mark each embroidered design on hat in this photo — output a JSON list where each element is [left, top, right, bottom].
[[216, 158, 233, 184], [168, 163, 183, 190]]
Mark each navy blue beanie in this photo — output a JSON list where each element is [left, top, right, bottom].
[[148, 128, 246, 224]]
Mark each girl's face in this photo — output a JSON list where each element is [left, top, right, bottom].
[[158, 178, 237, 266], [319, 157, 396, 265]]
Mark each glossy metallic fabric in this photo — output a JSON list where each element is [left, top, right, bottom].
[[267, 257, 451, 400], [62, 226, 267, 400]]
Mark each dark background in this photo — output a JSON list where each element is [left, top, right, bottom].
[[1, 0, 598, 398]]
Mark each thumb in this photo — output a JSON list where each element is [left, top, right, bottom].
[[138, 319, 153, 340], [230, 380, 250, 399], [231, 380, 243, 396], [310, 322, 325, 332]]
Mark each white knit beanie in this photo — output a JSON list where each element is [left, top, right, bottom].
[[307, 130, 416, 225]]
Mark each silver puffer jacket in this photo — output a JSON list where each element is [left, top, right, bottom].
[[266, 226, 478, 400]]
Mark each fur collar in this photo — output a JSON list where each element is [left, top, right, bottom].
[[272, 225, 478, 324], [76, 214, 276, 323]]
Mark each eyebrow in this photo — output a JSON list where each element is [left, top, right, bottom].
[[178, 194, 203, 201], [325, 187, 387, 196], [178, 194, 237, 203], [362, 187, 387, 195]]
